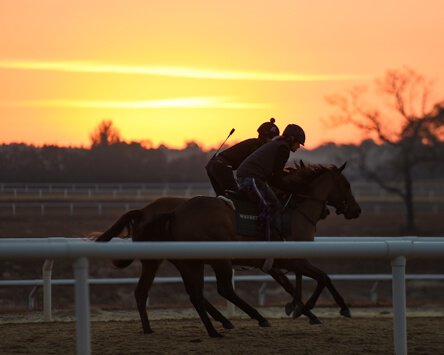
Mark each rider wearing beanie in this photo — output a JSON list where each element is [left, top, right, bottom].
[[236, 124, 305, 241], [205, 118, 280, 196]]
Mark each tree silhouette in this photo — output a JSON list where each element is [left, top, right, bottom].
[[90, 120, 121, 147], [325, 67, 444, 232]]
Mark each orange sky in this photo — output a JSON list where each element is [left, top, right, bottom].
[[1, 1, 443, 150]]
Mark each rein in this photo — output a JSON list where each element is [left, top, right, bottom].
[[278, 164, 352, 228], [282, 193, 327, 229], [284, 192, 346, 228]]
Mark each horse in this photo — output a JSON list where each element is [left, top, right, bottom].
[[96, 197, 271, 337], [95, 162, 361, 336]]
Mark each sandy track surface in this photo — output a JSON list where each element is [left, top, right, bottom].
[[1, 307, 444, 354], [1, 305, 444, 324]]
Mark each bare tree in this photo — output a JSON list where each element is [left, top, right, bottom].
[[90, 120, 121, 147], [325, 67, 444, 232]]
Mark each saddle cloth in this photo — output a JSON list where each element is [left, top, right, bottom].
[[223, 193, 291, 239]]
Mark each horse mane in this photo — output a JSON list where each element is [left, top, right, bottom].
[[283, 162, 337, 188]]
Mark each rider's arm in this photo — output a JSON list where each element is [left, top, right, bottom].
[[269, 146, 291, 191]]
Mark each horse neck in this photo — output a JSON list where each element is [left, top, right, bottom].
[[288, 172, 335, 242]]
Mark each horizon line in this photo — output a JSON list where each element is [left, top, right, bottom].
[[0, 138, 358, 151]]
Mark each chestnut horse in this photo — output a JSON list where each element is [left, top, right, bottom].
[[96, 163, 361, 336], [97, 197, 271, 337]]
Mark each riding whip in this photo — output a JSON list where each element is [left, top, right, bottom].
[[211, 128, 235, 159]]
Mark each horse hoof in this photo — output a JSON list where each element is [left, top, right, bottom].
[[292, 306, 303, 319], [340, 308, 352, 318], [284, 302, 294, 316], [209, 332, 224, 338], [223, 321, 235, 329], [143, 329, 154, 334], [259, 320, 271, 328], [309, 318, 322, 325]]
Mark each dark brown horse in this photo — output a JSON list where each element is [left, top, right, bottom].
[[96, 197, 271, 337], [96, 163, 361, 336]]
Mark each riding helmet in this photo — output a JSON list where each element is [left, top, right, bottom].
[[257, 118, 280, 139], [283, 124, 305, 146]]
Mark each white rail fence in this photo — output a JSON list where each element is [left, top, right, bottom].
[[2, 237, 444, 312], [2, 181, 444, 198], [1, 238, 444, 355], [1, 181, 443, 216], [1, 201, 442, 217], [6, 272, 444, 312]]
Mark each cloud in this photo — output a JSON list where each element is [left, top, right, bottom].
[[1, 97, 271, 109], [0, 60, 369, 81]]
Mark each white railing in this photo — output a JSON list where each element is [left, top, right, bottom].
[[2, 237, 444, 315], [1, 239, 444, 355], [5, 273, 444, 311], [1, 201, 442, 216], [1, 237, 444, 311], [0, 182, 214, 200]]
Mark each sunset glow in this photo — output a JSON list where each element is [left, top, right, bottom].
[[0, 60, 367, 81], [1, 0, 443, 150], [2, 98, 271, 110]]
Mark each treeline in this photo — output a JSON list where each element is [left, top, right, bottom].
[[0, 141, 212, 183], [1, 139, 443, 183]]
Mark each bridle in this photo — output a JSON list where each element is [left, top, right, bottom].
[[282, 170, 350, 227], [278, 166, 352, 227], [282, 193, 327, 227]]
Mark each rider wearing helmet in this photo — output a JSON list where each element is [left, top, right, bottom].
[[205, 118, 280, 196], [236, 124, 305, 241]]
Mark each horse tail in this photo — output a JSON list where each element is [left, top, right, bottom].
[[94, 209, 143, 242], [111, 259, 134, 269], [110, 213, 174, 269], [93, 209, 143, 269]]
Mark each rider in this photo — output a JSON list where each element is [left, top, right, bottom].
[[236, 124, 305, 241], [205, 118, 280, 196]]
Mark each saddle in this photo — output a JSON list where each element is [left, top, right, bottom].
[[219, 191, 291, 240]]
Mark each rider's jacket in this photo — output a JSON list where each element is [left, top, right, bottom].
[[218, 138, 264, 169], [236, 138, 292, 191]]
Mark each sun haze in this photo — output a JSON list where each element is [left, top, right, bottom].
[[1, 1, 443, 150]]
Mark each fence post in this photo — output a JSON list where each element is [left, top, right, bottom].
[[73, 257, 91, 355], [43, 259, 54, 321], [391, 255, 407, 355]]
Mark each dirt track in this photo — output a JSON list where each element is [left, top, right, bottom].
[[1, 307, 444, 354]]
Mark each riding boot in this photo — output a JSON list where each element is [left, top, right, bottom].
[[270, 211, 283, 241]]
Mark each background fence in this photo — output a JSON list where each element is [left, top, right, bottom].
[[1, 181, 443, 216]]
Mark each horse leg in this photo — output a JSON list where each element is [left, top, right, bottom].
[[211, 260, 270, 328], [268, 268, 321, 324], [174, 260, 223, 338], [204, 299, 235, 329], [305, 261, 352, 318], [135, 260, 162, 334], [292, 260, 333, 323], [278, 259, 327, 324], [267, 268, 301, 315]]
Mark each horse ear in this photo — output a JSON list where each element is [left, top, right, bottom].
[[338, 162, 347, 173]]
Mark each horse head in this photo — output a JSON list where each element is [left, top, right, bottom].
[[325, 162, 361, 219], [283, 161, 361, 220]]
